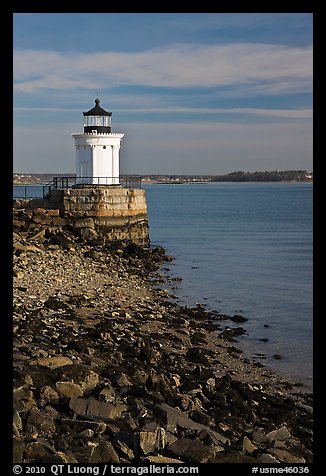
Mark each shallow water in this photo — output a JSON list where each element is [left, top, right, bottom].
[[144, 182, 313, 389]]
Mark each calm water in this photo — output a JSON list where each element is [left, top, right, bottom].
[[144, 182, 313, 389], [13, 182, 313, 389]]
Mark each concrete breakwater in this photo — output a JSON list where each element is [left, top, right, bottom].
[[13, 208, 313, 464]]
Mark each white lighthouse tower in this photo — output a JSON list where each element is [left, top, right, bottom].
[[72, 98, 124, 185]]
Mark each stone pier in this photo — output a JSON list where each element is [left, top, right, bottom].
[[14, 186, 150, 246]]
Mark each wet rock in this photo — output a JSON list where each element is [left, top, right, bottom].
[[186, 347, 209, 364], [231, 314, 248, 323]]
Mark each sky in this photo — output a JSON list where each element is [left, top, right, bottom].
[[13, 13, 313, 175]]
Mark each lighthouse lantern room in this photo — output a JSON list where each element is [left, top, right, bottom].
[[72, 98, 124, 185]]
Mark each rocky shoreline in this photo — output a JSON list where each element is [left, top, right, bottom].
[[13, 208, 313, 464]]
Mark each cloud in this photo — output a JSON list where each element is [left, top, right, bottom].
[[14, 43, 312, 94], [14, 106, 312, 120]]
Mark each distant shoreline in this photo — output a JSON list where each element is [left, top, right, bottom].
[[13, 170, 313, 186]]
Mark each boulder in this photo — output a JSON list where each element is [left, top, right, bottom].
[[267, 448, 306, 463], [166, 438, 216, 463], [135, 427, 166, 455], [157, 403, 205, 433], [88, 441, 120, 463], [56, 382, 84, 398], [69, 398, 128, 420], [25, 407, 57, 438], [30, 356, 73, 369], [266, 426, 291, 441]]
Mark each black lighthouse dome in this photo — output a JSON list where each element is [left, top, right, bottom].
[[83, 98, 112, 134]]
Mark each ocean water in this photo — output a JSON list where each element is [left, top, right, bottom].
[[13, 182, 313, 389], [144, 182, 313, 389]]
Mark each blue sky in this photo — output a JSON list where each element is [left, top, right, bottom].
[[13, 13, 313, 174]]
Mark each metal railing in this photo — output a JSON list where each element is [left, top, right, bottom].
[[13, 185, 44, 199], [43, 176, 142, 198]]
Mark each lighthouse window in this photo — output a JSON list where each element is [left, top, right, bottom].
[[103, 146, 106, 149], [84, 116, 111, 128]]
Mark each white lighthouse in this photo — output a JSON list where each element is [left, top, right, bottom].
[[72, 98, 124, 185]]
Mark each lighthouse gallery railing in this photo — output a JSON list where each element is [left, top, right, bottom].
[[43, 176, 142, 198]]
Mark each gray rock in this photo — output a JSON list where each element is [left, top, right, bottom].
[[267, 448, 306, 463], [98, 384, 116, 403], [116, 373, 133, 387], [56, 381, 84, 398], [30, 356, 73, 369], [24, 441, 51, 461], [157, 403, 206, 433], [13, 386, 37, 412], [25, 407, 57, 438], [266, 426, 291, 441], [136, 427, 166, 455], [166, 438, 215, 463], [114, 440, 134, 459], [56, 366, 99, 392], [39, 386, 60, 404], [88, 441, 120, 463], [198, 428, 229, 446], [251, 427, 267, 444], [69, 398, 128, 420], [243, 436, 258, 454], [258, 453, 280, 463]]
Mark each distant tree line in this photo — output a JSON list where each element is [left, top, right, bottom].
[[211, 170, 312, 182]]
